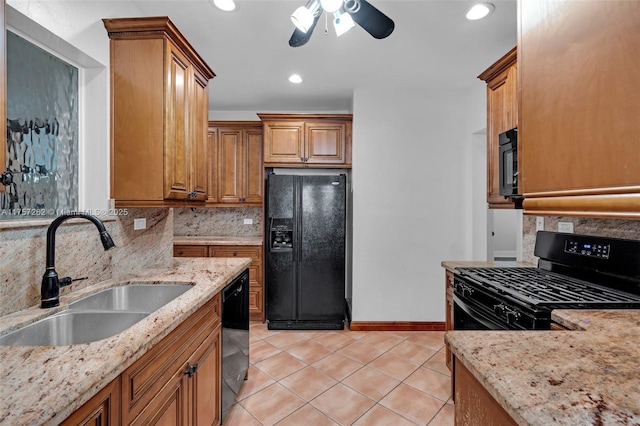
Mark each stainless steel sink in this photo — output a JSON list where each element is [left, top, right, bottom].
[[0, 284, 193, 346], [69, 284, 192, 312], [0, 311, 149, 346]]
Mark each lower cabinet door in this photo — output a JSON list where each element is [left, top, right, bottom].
[[131, 371, 189, 426], [191, 325, 222, 426], [61, 377, 121, 426]]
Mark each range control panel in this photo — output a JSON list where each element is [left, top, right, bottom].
[[565, 240, 610, 259]]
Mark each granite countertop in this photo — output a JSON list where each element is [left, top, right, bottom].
[[441, 260, 535, 273], [173, 235, 263, 246], [446, 309, 640, 425], [0, 257, 251, 426]]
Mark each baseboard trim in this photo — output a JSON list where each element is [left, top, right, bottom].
[[349, 321, 446, 332]]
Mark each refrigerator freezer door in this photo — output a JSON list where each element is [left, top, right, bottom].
[[299, 175, 346, 321], [266, 175, 296, 321]]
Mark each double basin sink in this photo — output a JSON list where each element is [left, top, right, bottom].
[[0, 284, 192, 346]]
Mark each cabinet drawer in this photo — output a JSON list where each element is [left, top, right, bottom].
[[208, 246, 261, 260], [174, 245, 208, 257], [121, 294, 220, 423]]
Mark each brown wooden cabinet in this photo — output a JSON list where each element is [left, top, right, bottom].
[[174, 244, 264, 321], [210, 245, 263, 321], [454, 358, 517, 426], [519, 1, 640, 219], [208, 121, 263, 206], [62, 294, 221, 426], [445, 270, 454, 372], [61, 377, 121, 426], [478, 47, 518, 209], [174, 245, 209, 258], [259, 114, 352, 167], [122, 294, 221, 425], [103, 17, 215, 207]]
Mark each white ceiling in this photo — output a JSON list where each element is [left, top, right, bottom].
[[130, 0, 517, 112]]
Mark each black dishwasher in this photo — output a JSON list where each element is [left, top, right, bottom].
[[221, 269, 249, 423]]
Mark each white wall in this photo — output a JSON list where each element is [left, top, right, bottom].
[[467, 83, 489, 261], [491, 209, 522, 259], [351, 88, 474, 322]]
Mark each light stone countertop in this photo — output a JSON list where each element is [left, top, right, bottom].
[[446, 309, 640, 425], [441, 260, 535, 273], [0, 257, 252, 426], [173, 235, 263, 246]]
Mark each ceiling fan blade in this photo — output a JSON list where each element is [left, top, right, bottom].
[[349, 0, 395, 39], [289, 13, 321, 47]]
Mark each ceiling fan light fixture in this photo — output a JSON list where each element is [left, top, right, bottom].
[[333, 11, 355, 37], [212, 0, 236, 12], [320, 0, 343, 13], [291, 6, 315, 32], [291, 0, 320, 33], [466, 3, 495, 20]]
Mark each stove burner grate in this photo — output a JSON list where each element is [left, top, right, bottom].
[[457, 267, 640, 307]]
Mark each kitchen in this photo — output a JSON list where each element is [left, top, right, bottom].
[[1, 0, 639, 425]]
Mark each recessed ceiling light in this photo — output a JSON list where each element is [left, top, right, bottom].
[[466, 3, 495, 20], [212, 0, 236, 12], [289, 74, 303, 84]]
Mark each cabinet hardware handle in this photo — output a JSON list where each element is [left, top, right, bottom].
[[184, 365, 194, 377], [188, 191, 198, 198], [184, 363, 199, 377], [233, 252, 238, 256]]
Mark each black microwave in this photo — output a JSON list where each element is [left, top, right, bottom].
[[498, 127, 520, 198]]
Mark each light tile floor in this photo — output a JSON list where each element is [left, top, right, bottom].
[[223, 322, 454, 426]]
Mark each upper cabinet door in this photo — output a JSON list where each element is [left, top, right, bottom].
[[207, 128, 219, 204], [191, 69, 209, 200], [244, 128, 264, 204], [259, 114, 353, 168], [519, 0, 640, 218], [218, 128, 243, 203], [263, 121, 305, 164], [305, 122, 347, 164], [164, 44, 191, 200]]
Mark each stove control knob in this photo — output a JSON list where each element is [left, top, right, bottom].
[[505, 308, 521, 325], [493, 303, 506, 316], [453, 282, 473, 297], [461, 285, 474, 298]]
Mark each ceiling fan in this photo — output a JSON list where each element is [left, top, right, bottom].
[[289, 0, 395, 47]]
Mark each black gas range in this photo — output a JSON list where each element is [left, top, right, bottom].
[[453, 231, 640, 330]]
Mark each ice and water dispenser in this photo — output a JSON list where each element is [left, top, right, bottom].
[[269, 218, 293, 250]]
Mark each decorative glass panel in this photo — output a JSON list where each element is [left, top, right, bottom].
[[2, 31, 79, 220]]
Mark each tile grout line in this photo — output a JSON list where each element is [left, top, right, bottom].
[[241, 325, 451, 425]]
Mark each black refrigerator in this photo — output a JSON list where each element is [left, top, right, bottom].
[[266, 173, 346, 330]]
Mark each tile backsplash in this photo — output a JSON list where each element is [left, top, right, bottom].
[[173, 207, 263, 237], [0, 208, 173, 316], [523, 215, 640, 264]]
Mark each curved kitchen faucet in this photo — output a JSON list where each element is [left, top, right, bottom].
[[41, 213, 116, 308]]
